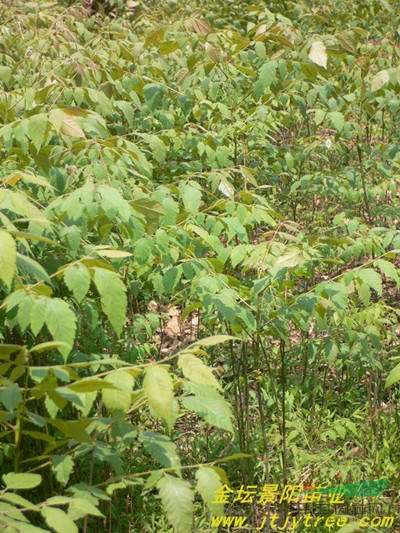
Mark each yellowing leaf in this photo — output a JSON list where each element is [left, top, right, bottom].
[[273, 247, 303, 269], [95, 249, 133, 258], [67, 378, 118, 392], [48, 108, 65, 133], [205, 42, 222, 61], [309, 41, 327, 68], [0, 230, 16, 289], [0, 66, 12, 84], [20, 172, 54, 188], [184, 14, 211, 36], [143, 365, 175, 430], [102, 369, 134, 413], [179, 353, 220, 389], [191, 335, 237, 347], [196, 467, 224, 516], [3, 473, 42, 490], [2, 171, 22, 186], [60, 114, 86, 138], [371, 69, 389, 92], [337, 523, 362, 533]]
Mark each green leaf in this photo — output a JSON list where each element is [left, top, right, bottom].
[[143, 471, 163, 493], [309, 41, 327, 68], [140, 431, 181, 469], [30, 298, 48, 336], [102, 369, 134, 413], [17, 295, 34, 332], [132, 199, 165, 233], [27, 114, 48, 153], [357, 268, 382, 295], [106, 481, 129, 495], [30, 341, 70, 353], [92, 267, 127, 336], [196, 467, 224, 516], [254, 61, 277, 98], [2, 473, 42, 490], [134, 238, 151, 265], [16, 253, 52, 285], [64, 264, 91, 303], [143, 365, 175, 430], [0, 502, 29, 524], [329, 111, 345, 133], [0, 230, 16, 289], [0, 344, 23, 355], [191, 335, 236, 347], [1, 493, 34, 507], [182, 383, 233, 433], [157, 475, 194, 533], [272, 247, 303, 270], [41, 507, 78, 533], [216, 453, 252, 463], [254, 41, 266, 59], [163, 267, 181, 293], [385, 362, 400, 388], [74, 391, 97, 417], [0, 521, 49, 533], [0, 383, 21, 411], [315, 109, 326, 126], [48, 419, 91, 443], [230, 245, 247, 268], [67, 378, 118, 393], [115, 100, 134, 125], [357, 282, 370, 306], [259, 61, 277, 86], [98, 185, 132, 221], [374, 259, 399, 284], [45, 299, 77, 359], [69, 498, 104, 517], [51, 455, 74, 486], [179, 353, 220, 389], [180, 182, 202, 215], [45, 496, 71, 506], [0, 66, 12, 84], [143, 83, 164, 111], [146, 135, 166, 163]]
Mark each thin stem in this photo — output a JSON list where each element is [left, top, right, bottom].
[[356, 142, 371, 223]]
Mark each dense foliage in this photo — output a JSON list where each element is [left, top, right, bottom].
[[0, 0, 399, 531]]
